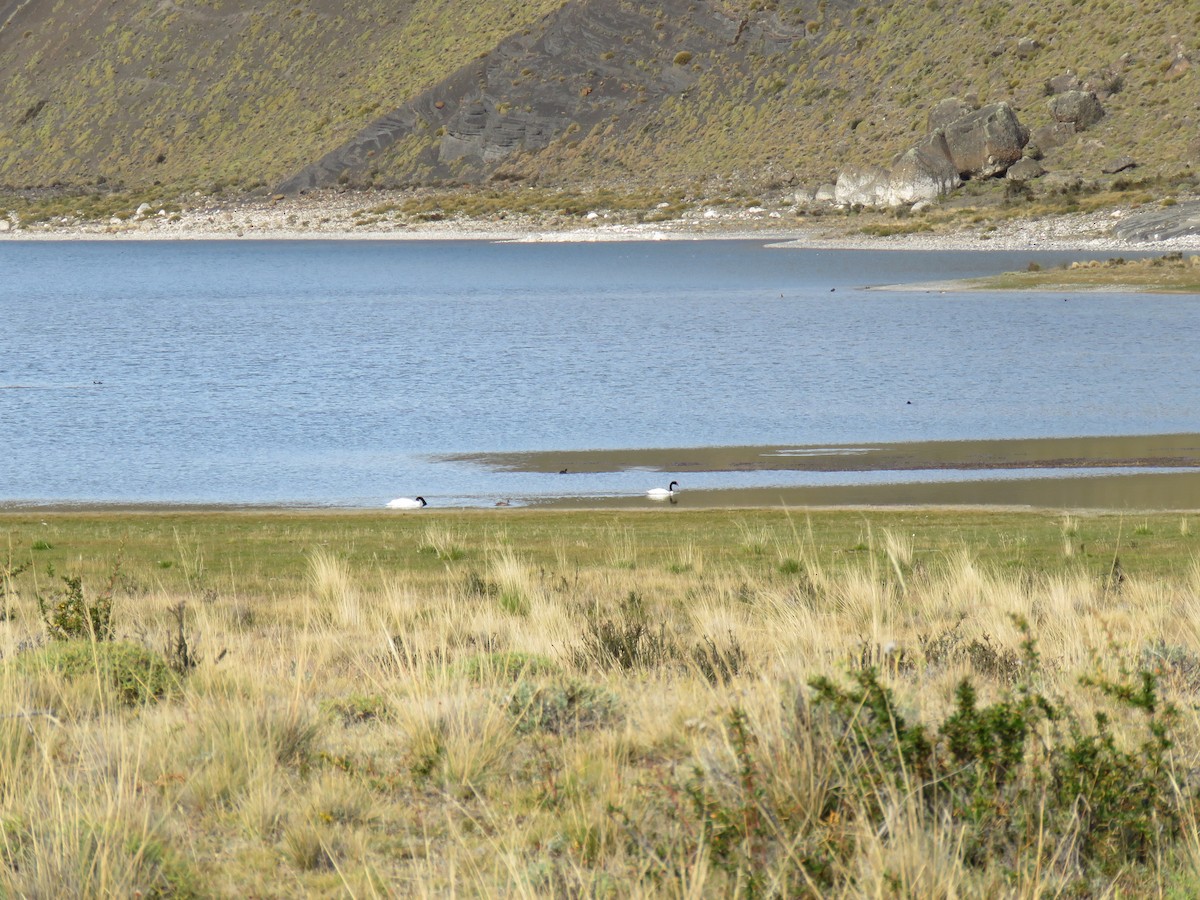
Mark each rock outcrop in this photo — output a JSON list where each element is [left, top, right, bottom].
[[832, 101, 1026, 208], [1112, 200, 1200, 241]]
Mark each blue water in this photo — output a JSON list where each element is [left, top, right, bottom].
[[0, 239, 1196, 506]]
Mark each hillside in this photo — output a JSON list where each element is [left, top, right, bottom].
[[0, 0, 1196, 208]]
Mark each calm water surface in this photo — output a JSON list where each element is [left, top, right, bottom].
[[1, 240, 1196, 506]]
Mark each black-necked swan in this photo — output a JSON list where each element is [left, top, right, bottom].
[[647, 481, 679, 500], [386, 496, 427, 509]]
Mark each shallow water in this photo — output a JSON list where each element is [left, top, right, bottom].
[[1, 239, 1197, 507]]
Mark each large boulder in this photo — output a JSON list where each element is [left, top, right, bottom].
[[834, 141, 961, 208], [834, 165, 889, 206], [1048, 90, 1104, 131], [885, 142, 961, 205], [937, 102, 1029, 178], [926, 97, 975, 133]]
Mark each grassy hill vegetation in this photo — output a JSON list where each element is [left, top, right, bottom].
[[0, 0, 1196, 208]]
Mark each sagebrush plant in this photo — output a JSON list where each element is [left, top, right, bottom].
[[3, 508, 1200, 895]]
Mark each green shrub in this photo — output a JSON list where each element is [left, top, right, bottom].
[[14, 641, 177, 706], [574, 591, 678, 671], [37, 574, 114, 641]]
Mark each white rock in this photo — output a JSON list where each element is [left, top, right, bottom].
[[585, 211, 599, 220], [0, 221, 9, 232], [109, 217, 122, 225], [703, 208, 720, 218], [135, 202, 152, 217], [656, 201, 670, 209]]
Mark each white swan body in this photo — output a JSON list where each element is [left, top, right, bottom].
[[647, 481, 679, 500], [386, 496, 427, 509]]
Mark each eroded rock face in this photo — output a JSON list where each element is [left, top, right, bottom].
[[1048, 90, 1104, 131], [938, 102, 1029, 178]]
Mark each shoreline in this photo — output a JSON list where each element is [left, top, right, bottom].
[[4, 189, 1200, 255]]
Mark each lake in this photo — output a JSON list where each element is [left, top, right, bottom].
[[2, 239, 1198, 507]]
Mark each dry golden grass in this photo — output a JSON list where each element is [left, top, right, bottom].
[[2, 509, 1200, 895]]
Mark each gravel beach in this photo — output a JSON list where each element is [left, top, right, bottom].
[[5, 188, 1200, 254]]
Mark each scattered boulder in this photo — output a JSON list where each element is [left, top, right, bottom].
[[1048, 90, 1104, 131], [1006, 157, 1045, 181], [1101, 155, 1137, 175], [926, 97, 975, 133], [1029, 121, 1076, 152], [938, 102, 1029, 178], [1016, 37, 1041, 58], [0, 220, 9, 233]]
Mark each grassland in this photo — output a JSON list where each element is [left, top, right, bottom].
[[5, 507, 1200, 895]]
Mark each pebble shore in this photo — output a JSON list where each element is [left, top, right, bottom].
[[3, 189, 1200, 254]]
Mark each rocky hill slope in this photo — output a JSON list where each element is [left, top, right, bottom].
[[0, 0, 1196, 204]]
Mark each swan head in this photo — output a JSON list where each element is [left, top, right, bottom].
[[669, 481, 679, 491]]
